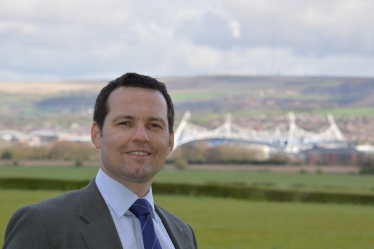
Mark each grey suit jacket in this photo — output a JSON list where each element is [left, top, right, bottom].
[[3, 179, 198, 249]]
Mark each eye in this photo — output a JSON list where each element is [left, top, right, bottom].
[[118, 121, 131, 126], [150, 123, 162, 129]]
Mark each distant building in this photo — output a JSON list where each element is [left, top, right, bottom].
[[65, 134, 91, 143], [0, 130, 27, 142], [0, 129, 92, 146], [29, 130, 68, 145], [300, 142, 363, 165], [356, 143, 374, 154], [0, 130, 42, 146]]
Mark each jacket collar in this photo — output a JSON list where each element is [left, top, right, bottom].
[[79, 179, 123, 249], [78, 179, 195, 249]]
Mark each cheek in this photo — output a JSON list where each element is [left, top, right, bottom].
[[106, 129, 126, 144]]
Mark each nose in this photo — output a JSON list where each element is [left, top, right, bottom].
[[132, 124, 150, 143]]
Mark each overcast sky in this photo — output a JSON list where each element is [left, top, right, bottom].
[[1, 0, 374, 81]]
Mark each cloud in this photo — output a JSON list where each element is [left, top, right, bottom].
[[222, 0, 374, 56], [0, 0, 373, 80], [176, 12, 240, 50]]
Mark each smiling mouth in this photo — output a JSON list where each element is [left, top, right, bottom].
[[127, 151, 151, 156]]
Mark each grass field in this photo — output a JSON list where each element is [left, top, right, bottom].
[[1, 166, 374, 194], [1, 189, 374, 249], [170, 89, 229, 102], [313, 107, 374, 116]]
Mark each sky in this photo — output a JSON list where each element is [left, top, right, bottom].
[[1, 0, 374, 81]]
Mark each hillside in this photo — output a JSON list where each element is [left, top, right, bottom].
[[0, 76, 373, 143], [164, 76, 374, 115], [1, 76, 373, 116]]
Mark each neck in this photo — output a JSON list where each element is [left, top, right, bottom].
[[122, 181, 152, 198], [100, 167, 152, 198]]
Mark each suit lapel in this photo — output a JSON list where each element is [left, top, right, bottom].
[[155, 205, 195, 249], [79, 180, 123, 249]]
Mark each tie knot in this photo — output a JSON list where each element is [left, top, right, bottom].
[[129, 199, 152, 218]]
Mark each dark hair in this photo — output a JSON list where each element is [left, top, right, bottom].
[[93, 72, 174, 134]]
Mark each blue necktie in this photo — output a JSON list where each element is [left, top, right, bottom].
[[130, 199, 162, 249]]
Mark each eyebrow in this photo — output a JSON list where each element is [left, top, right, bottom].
[[112, 115, 134, 123]]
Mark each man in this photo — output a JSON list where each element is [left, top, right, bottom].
[[4, 73, 198, 249]]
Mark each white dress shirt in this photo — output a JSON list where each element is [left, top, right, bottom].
[[95, 169, 175, 249]]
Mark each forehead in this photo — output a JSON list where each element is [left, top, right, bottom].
[[106, 86, 167, 115]]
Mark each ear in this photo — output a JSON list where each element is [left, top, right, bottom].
[[168, 131, 174, 155], [91, 122, 101, 149]]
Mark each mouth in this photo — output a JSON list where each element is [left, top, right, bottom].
[[126, 150, 152, 156]]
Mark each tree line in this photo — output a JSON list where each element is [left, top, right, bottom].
[[0, 141, 99, 163]]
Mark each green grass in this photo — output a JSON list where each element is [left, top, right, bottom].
[[159, 195, 374, 249], [265, 93, 330, 101], [183, 109, 288, 124], [0, 94, 42, 113], [155, 170, 374, 194], [0, 166, 99, 180], [1, 166, 374, 194], [313, 107, 374, 116], [170, 90, 228, 102], [1, 189, 374, 249]]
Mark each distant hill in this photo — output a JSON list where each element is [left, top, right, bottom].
[[0, 76, 373, 129], [162, 76, 374, 118]]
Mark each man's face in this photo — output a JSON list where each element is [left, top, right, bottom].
[[91, 87, 174, 185]]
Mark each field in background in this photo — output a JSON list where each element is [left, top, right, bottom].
[[2, 76, 374, 119], [1, 189, 374, 249], [1, 166, 374, 194], [314, 107, 374, 116], [1, 76, 374, 144]]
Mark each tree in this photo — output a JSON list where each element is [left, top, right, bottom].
[[1, 150, 12, 160], [174, 158, 189, 170], [359, 155, 374, 174]]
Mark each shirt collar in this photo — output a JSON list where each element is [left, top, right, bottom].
[[95, 169, 158, 221]]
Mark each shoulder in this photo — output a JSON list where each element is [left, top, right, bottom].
[[32, 189, 81, 211], [4, 181, 101, 249], [7, 188, 83, 229], [22, 178, 99, 215], [3, 189, 82, 249]]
